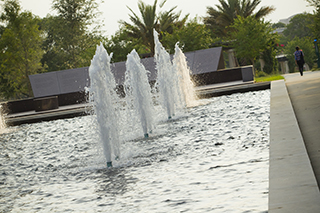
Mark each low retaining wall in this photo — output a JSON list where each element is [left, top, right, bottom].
[[0, 92, 88, 114], [2, 66, 254, 114], [1, 98, 34, 114], [34, 96, 59, 112], [192, 66, 253, 86]]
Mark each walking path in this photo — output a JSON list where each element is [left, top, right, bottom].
[[269, 71, 320, 212], [284, 71, 320, 188]]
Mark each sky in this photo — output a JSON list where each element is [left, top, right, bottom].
[[17, 0, 314, 36]]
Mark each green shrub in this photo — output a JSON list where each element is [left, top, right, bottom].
[[255, 70, 268, 78], [255, 74, 284, 82]]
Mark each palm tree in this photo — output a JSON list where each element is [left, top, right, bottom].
[[204, 0, 275, 37], [119, 0, 188, 55]]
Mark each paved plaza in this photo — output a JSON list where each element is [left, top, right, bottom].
[[269, 71, 320, 212]]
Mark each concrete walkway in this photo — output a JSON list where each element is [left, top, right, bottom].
[[284, 71, 320, 188], [269, 71, 320, 212]]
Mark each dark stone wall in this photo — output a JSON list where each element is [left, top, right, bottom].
[[58, 92, 88, 106], [1, 98, 34, 114], [34, 96, 59, 112], [2, 66, 253, 115], [191, 68, 243, 86], [1, 92, 88, 114]]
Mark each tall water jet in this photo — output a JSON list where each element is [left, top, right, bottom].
[[153, 29, 183, 119], [0, 105, 5, 130], [88, 43, 121, 167], [124, 49, 154, 138], [172, 43, 197, 107]]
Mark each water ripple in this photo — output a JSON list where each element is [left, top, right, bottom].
[[0, 90, 270, 212]]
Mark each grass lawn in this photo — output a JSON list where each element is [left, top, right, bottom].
[[255, 74, 284, 83]]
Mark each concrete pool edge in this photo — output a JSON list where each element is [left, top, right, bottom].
[[269, 80, 320, 212]]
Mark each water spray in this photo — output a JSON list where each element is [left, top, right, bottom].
[[88, 42, 121, 166], [153, 29, 185, 119], [125, 49, 155, 138]]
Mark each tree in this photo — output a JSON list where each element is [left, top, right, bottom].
[[119, 0, 188, 55], [42, 0, 101, 71], [260, 32, 279, 74], [305, 0, 320, 40], [40, 15, 66, 72], [161, 17, 214, 53], [230, 16, 275, 66], [283, 13, 313, 40], [0, 0, 44, 99], [204, 0, 275, 37], [284, 37, 316, 72], [306, 0, 320, 7], [271, 22, 286, 29], [103, 28, 146, 63]]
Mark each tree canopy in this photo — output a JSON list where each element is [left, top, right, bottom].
[[161, 17, 214, 53], [41, 0, 101, 71], [119, 0, 188, 55], [204, 0, 275, 37], [230, 16, 276, 66], [283, 13, 313, 40], [305, 0, 320, 40], [272, 22, 286, 29], [0, 0, 44, 99], [306, 0, 320, 7]]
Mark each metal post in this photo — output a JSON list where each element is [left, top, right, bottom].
[[107, 161, 112, 168], [314, 39, 320, 68]]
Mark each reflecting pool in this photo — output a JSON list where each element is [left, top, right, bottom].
[[0, 90, 269, 213]]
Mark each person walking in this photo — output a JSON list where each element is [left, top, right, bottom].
[[295, 46, 305, 76]]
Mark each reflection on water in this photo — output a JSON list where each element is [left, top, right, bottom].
[[0, 90, 270, 213]]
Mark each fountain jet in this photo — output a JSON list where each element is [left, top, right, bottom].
[[153, 29, 183, 119], [88, 43, 121, 167], [124, 49, 155, 138], [172, 43, 197, 107], [0, 105, 5, 130]]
